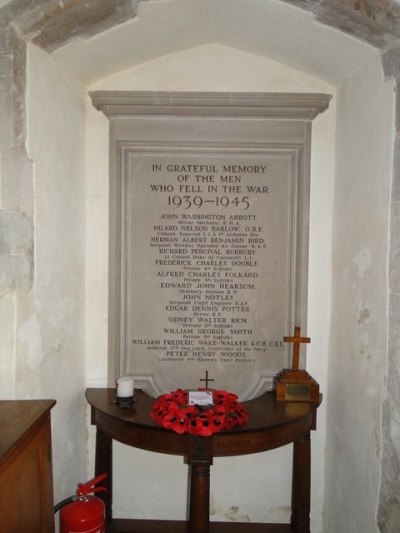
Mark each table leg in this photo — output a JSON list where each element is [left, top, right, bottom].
[[186, 437, 212, 533], [291, 431, 311, 533], [95, 428, 113, 526], [188, 462, 210, 533]]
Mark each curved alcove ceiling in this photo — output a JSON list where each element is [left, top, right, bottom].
[[4, 0, 393, 87], [89, 43, 336, 94], [50, 0, 377, 87]]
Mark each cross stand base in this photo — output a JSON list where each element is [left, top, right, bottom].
[[274, 369, 319, 403]]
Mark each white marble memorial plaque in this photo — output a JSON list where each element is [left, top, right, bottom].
[[125, 149, 294, 397], [90, 92, 331, 400]]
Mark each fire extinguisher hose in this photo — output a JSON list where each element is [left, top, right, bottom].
[[54, 495, 79, 514]]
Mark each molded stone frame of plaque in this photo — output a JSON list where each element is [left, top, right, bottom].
[[90, 92, 331, 401]]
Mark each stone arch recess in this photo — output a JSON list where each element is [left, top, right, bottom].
[[1, 0, 400, 529]]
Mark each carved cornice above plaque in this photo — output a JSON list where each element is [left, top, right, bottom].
[[89, 91, 332, 120]]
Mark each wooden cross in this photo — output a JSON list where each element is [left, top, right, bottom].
[[283, 326, 310, 370], [199, 370, 215, 389]]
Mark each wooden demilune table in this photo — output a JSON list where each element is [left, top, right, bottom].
[[86, 388, 320, 533]]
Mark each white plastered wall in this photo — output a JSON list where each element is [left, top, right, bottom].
[[25, 44, 88, 505], [22, 38, 393, 531], [85, 44, 335, 529], [325, 55, 394, 533]]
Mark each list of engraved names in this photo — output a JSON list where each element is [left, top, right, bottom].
[[127, 154, 292, 385]]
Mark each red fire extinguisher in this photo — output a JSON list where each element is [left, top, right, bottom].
[[56, 473, 107, 533]]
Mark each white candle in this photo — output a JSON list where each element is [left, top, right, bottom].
[[116, 377, 134, 397]]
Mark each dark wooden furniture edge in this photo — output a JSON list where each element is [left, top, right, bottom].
[[107, 518, 293, 532], [0, 399, 56, 533], [0, 399, 56, 473], [86, 389, 320, 457]]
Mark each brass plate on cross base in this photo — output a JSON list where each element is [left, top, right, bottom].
[[274, 369, 319, 403]]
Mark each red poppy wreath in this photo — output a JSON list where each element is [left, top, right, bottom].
[[150, 389, 249, 436]]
